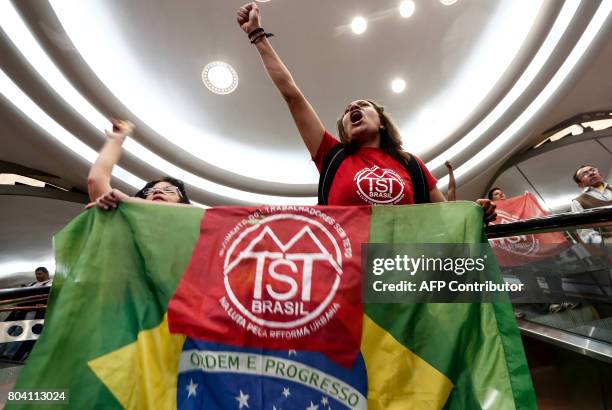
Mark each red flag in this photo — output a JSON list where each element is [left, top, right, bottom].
[[168, 205, 370, 368], [489, 192, 569, 266]]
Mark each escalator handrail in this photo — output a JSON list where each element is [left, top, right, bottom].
[[486, 206, 611, 239], [0, 286, 51, 300]]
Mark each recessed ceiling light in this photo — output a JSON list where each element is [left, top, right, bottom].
[[440, 0, 458, 5], [419, 108, 435, 123], [391, 78, 406, 93], [399, 1, 416, 18], [351, 17, 367, 35], [202, 61, 238, 95]]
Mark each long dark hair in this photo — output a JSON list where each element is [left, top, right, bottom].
[[134, 176, 191, 204], [336, 100, 411, 163]]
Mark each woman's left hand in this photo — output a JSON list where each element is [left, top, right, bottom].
[[475, 199, 497, 224], [85, 189, 129, 210]]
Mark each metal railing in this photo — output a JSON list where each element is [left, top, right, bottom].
[[485, 206, 612, 362], [0, 286, 50, 348], [485, 206, 612, 239]]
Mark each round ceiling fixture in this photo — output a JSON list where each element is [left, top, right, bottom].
[[399, 1, 416, 18], [439, 0, 458, 5], [202, 61, 239, 95], [391, 78, 406, 93], [351, 17, 368, 35]]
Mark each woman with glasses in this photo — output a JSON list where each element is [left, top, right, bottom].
[[87, 119, 191, 210]]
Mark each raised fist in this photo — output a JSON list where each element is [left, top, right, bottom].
[[237, 3, 261, 34], [105, 119, 134, 141]]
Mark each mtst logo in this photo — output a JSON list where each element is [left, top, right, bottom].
[[354, 166, 405, 204], [168, 206, 365, 363], [223, 212, 346, 334], [489, 210, 539, 255]]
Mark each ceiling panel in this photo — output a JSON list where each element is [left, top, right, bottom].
[[489, 166, 532, 199], [598, 136, 612, 154]]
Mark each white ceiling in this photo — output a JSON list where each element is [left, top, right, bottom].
[[0, 0, 611, 206], [47, 0, 536, 184], [0, 194, 83, 283], [1, 0, 610, 207]]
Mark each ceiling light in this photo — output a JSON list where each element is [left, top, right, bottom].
[[399, 1, 416, 18], [351, 17, 367, 35], [440, 0, 458, 5], [570, 125, 584, 135], [0, 259, 56, 278], [4, 0, 315, 203], [438, 0, 611, 188], [391, 78, 406, 93], [0, 69, 146, 189], [202, 61, 238, 95], [47, 0, 324, 185], [418, 108, 435, 123], [427, 0, 580, 172]]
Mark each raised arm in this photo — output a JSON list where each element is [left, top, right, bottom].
[[237, 3, 325, 157], [87, 120, 134, 201], [445, 160, 456, 201]]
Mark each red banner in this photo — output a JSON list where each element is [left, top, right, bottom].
[[167, 205, 370, 368], [489, 192, 569, 266]]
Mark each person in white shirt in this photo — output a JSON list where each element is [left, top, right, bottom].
[[570, 164, 611, 244], [23, 266, 52, 287]]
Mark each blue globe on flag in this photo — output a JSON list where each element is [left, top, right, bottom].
[[177, 338, 368, 409]]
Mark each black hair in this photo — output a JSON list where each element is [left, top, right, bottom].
[[487, 187, 503, 200], [35, 267, 49, 273], [573, 164, 591, 184], [134, 176, 191, 204]]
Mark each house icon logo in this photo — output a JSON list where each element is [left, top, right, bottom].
[[223, 213, 344, 333], [354, 166, 405, 204]]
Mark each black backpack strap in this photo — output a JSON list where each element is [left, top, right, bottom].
[[403, 153, 430, 204], [317, 144, 348, 205]]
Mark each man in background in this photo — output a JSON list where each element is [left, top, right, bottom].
[[571, 164, 611, 244], [23, 267, 52, 287]]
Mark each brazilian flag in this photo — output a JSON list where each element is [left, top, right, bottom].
[[8, 202, 536, 409]]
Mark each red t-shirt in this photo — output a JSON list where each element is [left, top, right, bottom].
[[313, 131, 437, 206]]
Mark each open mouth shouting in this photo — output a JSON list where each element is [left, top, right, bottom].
[[350, 110, 363, 126]]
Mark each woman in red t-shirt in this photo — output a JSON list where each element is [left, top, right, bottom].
[[237, 3, 495, 220]]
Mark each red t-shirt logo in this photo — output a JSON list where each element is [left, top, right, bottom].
[[354, 166, 405, 204]]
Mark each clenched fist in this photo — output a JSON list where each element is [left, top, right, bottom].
[[105, 119, 134, 141], [237, 3, 261, 34]]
